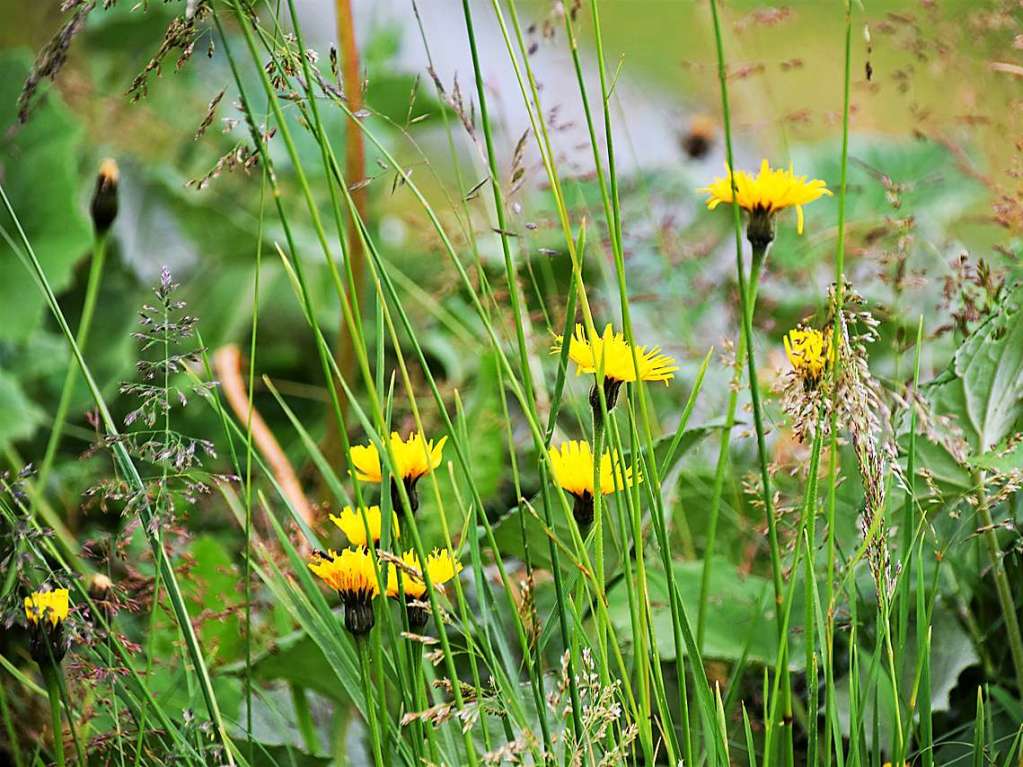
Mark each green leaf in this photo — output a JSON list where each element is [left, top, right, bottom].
[[0, 51, 92, 341], [182, 535, 245, 665], [223, 626, 351, 704], [607, 557, 777, 664], [0, 369, 44, 446], [931, 283, 1023, 455]]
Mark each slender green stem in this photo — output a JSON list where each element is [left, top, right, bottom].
[[825, 7, 854, 766], [357, 635, 385, 767], [42, 665, 65, 767], [36, 233, 108, 501]]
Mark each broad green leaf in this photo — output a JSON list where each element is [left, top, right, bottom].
[[607, 557, 777, 664], [0, 51, 92, 341], [223, 626, 351, 704], [935, 283, 1023, 454], [0, 369, 44, 446]]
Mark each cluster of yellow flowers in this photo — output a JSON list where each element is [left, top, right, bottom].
[[308, 161, 833, 634], [308, 432, 461, 635]]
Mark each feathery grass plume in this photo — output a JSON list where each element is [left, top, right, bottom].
[[86, 269, 226, 529], [308, 548, 380, 635], [552, 323, 677, 417], [386, 549, 462, 630], [330, 505, 399, 547], [89, 158, 119, 235], [701, 159, 831, 246], [549, 440, 640, 528], [25, 588, 71, 665], [349, 431, 447, 514], [16, 1, 95, 123]]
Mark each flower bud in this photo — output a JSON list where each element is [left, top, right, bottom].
[[90, 158, 119, 235]]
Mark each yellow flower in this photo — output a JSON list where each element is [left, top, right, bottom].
[[549, 441, 639, 526], [349, 432, 447, 514], [553, 324, 677, 414], [386, 549, 462, 630], [701, 159, 831, 236], [309, 548, 380, 634], [386, 549, 463, 600], [350, 432, 447, 483], [783, 326, 834, 387], [309, 548, 379, 598], [330, 505, 399, 547], [24, 589, 70, 627], [555, 324, 677, 385]]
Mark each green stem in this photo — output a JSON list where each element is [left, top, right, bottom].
[[698, 249, 764, 649], [42, 665, 65, 767], [357, 635, 385, 767], [974, 470, 1023, 693], [36, 233, 108, 501]]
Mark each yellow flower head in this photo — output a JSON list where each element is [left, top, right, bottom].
[[549, 441, 639, 499], [553, 324, 677, 386], [330, 505, 400, 547], [701, 159, 831, 235], [386, 549, 463, 600], [308, 548, 380, 601], [24, 589, 70, 627], [349, 432, 447, 484], [783, 326, 834, 386]]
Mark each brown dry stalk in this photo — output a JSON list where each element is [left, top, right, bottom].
[[321, 0, 369, 470], [213, 344, 313, 551]]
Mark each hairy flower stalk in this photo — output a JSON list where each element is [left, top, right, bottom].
[[349, 432, 446, 514]]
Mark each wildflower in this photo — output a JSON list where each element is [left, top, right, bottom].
[[700, 159, 831, 247], [24, 588, 71, 665], [90, 158, 119, 235], [330, 505, 400, 547], [309, 549, 380, 635], [386, 549, 463, 629], [783, 326, 834, 390], [349, 432, 447, 514], [549, 441, 639, 528], [553, 324, 677, 416]]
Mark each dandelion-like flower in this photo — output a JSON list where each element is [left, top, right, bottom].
[[386, 549, 463, 629], [700, 159, 831, 246], [553, 324, 677, 415], [330, 505, 399, 547], [309, 549, 380, 635], [349, 431, 447, 514], [549, 441, 639, 528], [24, 588, 71, 665], [783, 326, 833, 390]]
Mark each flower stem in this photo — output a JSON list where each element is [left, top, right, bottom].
[[357, 634, 385, 767], [43, 664, 66, 767]]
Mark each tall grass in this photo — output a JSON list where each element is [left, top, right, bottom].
[[3, 1, 1023, 766]]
